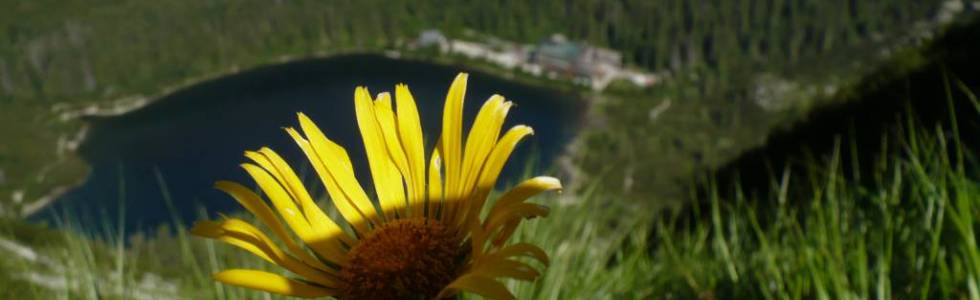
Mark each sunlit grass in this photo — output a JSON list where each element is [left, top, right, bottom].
[[510, 124, 977, 299], [518, 82, 980, 299]]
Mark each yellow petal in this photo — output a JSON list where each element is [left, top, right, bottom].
[[468, 259, 541, 281], [240, 164, 310, 235], [427, 148, 444, 219], [250, 148, 354, 246], [441, 73, 468, 214], [395, 84, 427, 217], [460, 96, 510, 199], [191, 220, 276, 263], [284, 126, 368, 236], [487, 176, 561, 222], [454, 125, 534, 229], [213, 181, 332, 271], [452, 96, 511, 228], [290, 116, 379, 235], [241, 163, 347, 264], [476, 125, 534, 199], [375, 91, 412, 191], [489, 221, 521, 247], [297, 113, 380, 225], [191, 219, 340, 286], [474, 176, 560, 251], [484, 203, 549, 236], [479, 243, 550, 267], [360, 91, 408, 219], [214, 269, 335, 298], [438, 274, 514, 300], [466, 214, 489, 258]]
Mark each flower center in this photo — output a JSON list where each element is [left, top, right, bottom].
[[339, 218, 462, 299]]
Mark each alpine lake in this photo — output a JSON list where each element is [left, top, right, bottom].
[[36, 54, 585, 233]]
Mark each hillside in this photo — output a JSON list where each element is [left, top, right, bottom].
[[0, 0, 953, 215]]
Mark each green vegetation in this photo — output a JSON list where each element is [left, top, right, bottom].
[[0, 0, 937, 98], [0, 0, 942, 213], [1, 77, 976, 299], [2, 2, 977, 299], [572, 12, 975, 204]]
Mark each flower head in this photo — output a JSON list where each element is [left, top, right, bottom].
[[192, 73, 561, 299]]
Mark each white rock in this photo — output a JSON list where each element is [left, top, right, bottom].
[[648, 99, 672, 121], [753, 74, 803, 112], [12, 190, 24, 204], [938, 0, 965, 24], [823, 84, 838, 96], [944, 0, 965, 12]]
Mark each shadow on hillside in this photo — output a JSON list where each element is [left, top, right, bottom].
[[710, 16, 980, 199]]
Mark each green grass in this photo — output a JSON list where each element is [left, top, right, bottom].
[[522, 93, 979, 299], [0, 3, 972, 299], [1, 83, 977, 299]]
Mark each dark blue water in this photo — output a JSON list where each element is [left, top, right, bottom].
[[37, 54, 584, 233]]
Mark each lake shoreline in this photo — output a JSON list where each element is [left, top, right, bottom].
[[25, 53, 590, 231]]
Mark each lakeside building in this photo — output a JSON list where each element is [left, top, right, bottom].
[[412, 30, 661, 91], [415, 29, 449, 52], [530, 34, 627, 90], [532, 34, 621, 76]]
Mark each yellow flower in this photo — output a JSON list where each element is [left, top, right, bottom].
[[191, 73, 561, 299]]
